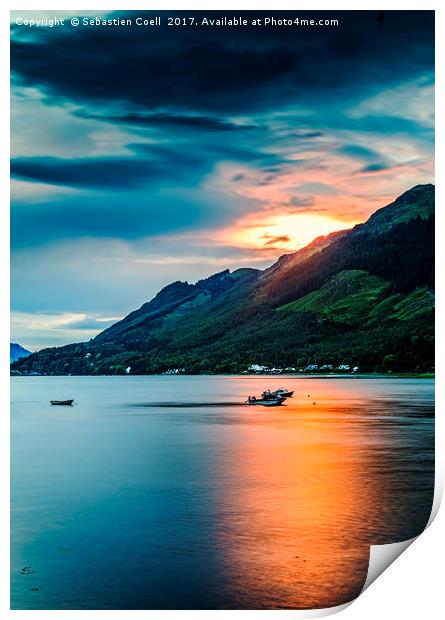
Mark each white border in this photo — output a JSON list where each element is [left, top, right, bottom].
[[2, 2, 442, 618]]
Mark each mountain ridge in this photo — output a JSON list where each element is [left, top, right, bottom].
[[10, 342, 31, 364], [12, 184, 434, 375]]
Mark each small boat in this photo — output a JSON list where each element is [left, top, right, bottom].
[[50, 399, 74, 406], [271, 388, 294, 398], [261, 389, 294, 400], [246, 396, 286, 407]]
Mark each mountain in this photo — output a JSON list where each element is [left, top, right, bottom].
[[12, 184, 435, 375], [360, 183, 435, 235], [96, 268, 260, 342], [10, 342, 31, 364]]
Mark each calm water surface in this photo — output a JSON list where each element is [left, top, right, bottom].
[[11, 376, 434, 609]]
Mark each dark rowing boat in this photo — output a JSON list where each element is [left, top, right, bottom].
[[50, 399, 74, 406]]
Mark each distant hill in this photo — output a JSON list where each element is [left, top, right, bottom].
[[10, 342, 31, 364], [12, 184, 435, 375]]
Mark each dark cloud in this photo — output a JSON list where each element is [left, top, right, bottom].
[[262, 234, 291, 246], [289, 130, 324, 139], [11, 33, 296, 113], [255, 164, 296, 186], [285, 195, 315, 207], [11, 193, 202, 248], [11, 149, 211, 189], [11, 11, 434, 115], [75, 111, 258, 132], [337, 144, 386, 162], [11, 183, 264, 249], [360, 162, 393, 173], [336, 144, 391, 173], [128, 141, 287, 171], [232, 173, 245, 182]]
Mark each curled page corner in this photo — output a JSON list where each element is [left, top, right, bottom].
[[360, 476, 442, 595], [361, 536, 417, 593], [307, 601, 353, 617], [253, 600, 354, 618], [426, 473, 443, 527]]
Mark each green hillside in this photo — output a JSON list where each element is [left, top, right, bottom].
[[389, 287, 434, 321], [278, 270, 389, 322], [279, 271, 434, 325]]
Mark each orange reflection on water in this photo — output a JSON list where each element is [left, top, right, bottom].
[[215, 381, 379, 609]]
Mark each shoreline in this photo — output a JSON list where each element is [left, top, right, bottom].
[[10, 372, 435, 379]]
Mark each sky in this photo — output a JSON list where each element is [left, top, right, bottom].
[[10, 10, 434, 350]]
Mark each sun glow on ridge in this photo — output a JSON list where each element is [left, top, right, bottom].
[[231, 213, 358, 252]]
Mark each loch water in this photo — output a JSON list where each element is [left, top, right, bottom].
[[11, 375, 434, 609]]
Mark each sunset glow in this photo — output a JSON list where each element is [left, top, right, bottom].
[[216, 379, 378, 608], [230, 213, 358, 251]]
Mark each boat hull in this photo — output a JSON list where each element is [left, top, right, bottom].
[[247, 399, 285, 407]]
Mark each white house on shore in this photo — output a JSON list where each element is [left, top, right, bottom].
[[248, 364, 269, 372]]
